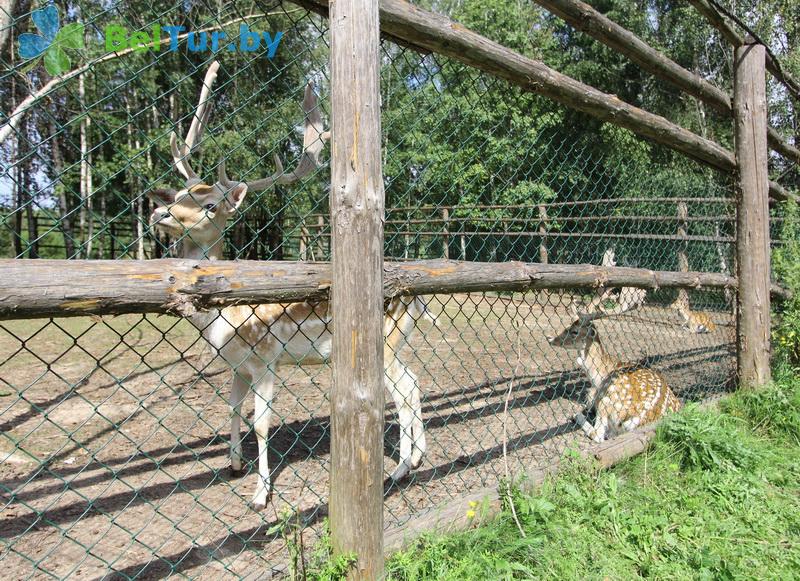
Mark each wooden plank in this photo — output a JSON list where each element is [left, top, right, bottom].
[[734, 40, 771, 387], [328, 0, 386, 575], [0, 259, 744, 320], [292, 0, 795, 203]]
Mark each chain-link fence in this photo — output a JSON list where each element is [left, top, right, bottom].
[[0, 1, 787, 578]]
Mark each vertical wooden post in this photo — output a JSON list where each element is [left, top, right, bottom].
[[734, 39, 771, 387], [538, 205, 549, 264], [329, 0, 385, 576], [676, 201, 689, 306], [317, 214, 326, 259], [299, 219, 308, 261], [442, 208, 450, 259]]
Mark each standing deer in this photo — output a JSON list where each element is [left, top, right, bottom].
[[548, 290, 681, 443], [147, 62, 427, 510], [671, 293, 716, 334]]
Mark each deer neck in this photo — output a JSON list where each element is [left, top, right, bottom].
[[578, 338, 621, 391], [178, 238, 225, 261], [175, 237, 226, 332]]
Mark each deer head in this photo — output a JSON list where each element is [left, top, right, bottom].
[[147, 61, 329, 258], [548, 287, 647, 349]]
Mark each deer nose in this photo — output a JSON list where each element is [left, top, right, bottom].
[[151, 209, 170, 223]]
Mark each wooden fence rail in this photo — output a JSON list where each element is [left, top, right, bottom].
[[0, 258, 747, 321]]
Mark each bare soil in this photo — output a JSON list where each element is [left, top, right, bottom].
[[0, 291, 734, 579]]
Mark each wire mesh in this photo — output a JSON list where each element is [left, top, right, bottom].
[[0, 1, 784, 578]]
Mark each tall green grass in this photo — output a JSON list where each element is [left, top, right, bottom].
[[383, 379, 800, 580]]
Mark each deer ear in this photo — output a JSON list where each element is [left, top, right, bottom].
[[228, 183, 248, 210], [147, 188, 177, 206]]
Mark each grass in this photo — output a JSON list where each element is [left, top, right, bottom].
[[379, 374, 800, 580]]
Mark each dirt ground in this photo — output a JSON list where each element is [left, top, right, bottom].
[[0, 291, 734, 579]]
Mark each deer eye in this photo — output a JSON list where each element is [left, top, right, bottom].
[[204, 203, 216, 211]]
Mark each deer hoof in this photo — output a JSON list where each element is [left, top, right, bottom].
[[229, 467, 246, 478], [389, 461, 411, 481]]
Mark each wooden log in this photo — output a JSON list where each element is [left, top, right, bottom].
[[734, 40, 771, 387], [292, 0, 796, 203], [0, 259, 746, 320], [535, 0, 729, 113], [688, 0, 800, 104], [533, 0, 800, 167], [328, 0, 386, 575]]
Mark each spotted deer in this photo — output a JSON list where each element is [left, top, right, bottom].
[[147, 62, 427, 510], [548, 290, 681, 443], [671, 292, 716, 334]]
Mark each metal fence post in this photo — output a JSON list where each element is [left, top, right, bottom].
[[329, 0, 386, 577], [734, 38, 771, 387]]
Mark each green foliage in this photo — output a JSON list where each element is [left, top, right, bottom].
[[773, 201, 800, 371], [656, 404, 760, 472], [384, 380, 800, 580], [722, 376, 800, 445]]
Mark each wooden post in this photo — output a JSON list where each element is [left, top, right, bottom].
[[676, 201, 689, 305], [317, 214, 326, 259], [442, 208, 449, 259], [299, 219, 308, 261], [734, 39, 771, 387], [329, 0, 385, 576], [538, 204, 548, 264]]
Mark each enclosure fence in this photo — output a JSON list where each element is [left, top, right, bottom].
[[0, 0, 795, 578]]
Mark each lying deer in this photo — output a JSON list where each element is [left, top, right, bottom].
[[671, 292, 716, 334], [147, 62, 426, 510], [548, 290, 681, 443]]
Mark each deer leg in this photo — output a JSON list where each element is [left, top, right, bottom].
[[229, 371, 249, 476], [408, 368, 426, 469], [250, 368, 276, 511], [386, 359, 422, 481], [576, 409, 609, 443]]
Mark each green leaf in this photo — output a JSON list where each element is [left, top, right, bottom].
[[55, 23, 85, 50], [44, 45, 70, 76]]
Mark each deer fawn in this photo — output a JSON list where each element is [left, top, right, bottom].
[[671, 292, 716, 334], [548, 291, 681, 443], [147, 62, 427, 510]]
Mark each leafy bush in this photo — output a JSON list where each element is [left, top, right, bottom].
[[722, 378, 800, 445], [773, 201, 800, 371], [657, 404, 760, 472]]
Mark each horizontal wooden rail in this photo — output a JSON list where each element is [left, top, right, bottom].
[[293, 0, 796, 203], [0, 259, 744, 320], [533, 0, 800, 167]]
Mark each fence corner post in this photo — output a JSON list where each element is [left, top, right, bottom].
[[734, 38, 771, 388], [329, 0, 386, 577]]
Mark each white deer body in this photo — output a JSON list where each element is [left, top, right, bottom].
[[148, 62, 426, 510]]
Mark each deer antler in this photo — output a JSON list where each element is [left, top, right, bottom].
[[171, 61, 221, 185], [217, 82, 329, 191]]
